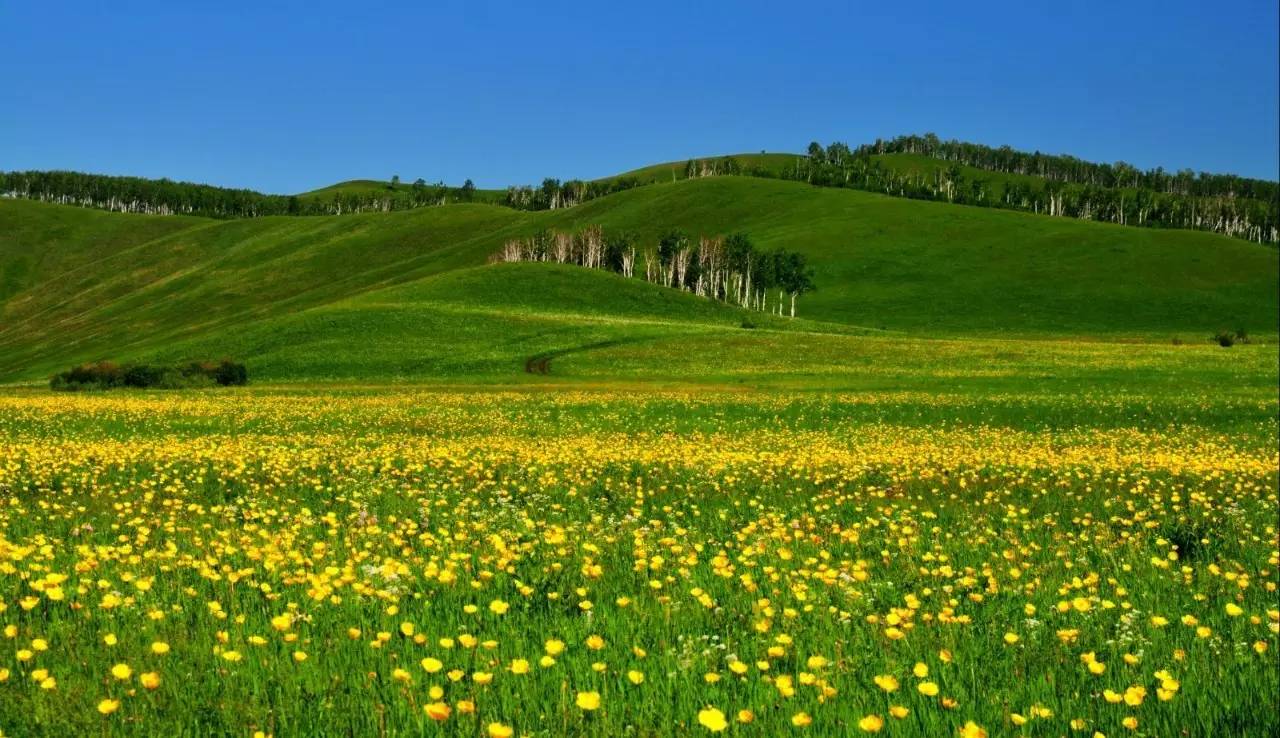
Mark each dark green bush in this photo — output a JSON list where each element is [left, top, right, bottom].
[[50, 359, 248, 391], [1211, 330, 1235, 347]]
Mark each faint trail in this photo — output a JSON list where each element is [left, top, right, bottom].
[[523, 338, 641, 375]]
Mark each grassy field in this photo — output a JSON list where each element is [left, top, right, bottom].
[[0, 376, 1275, 737], [2, 173, 1276, 382], [1, 156, 1276, 736]]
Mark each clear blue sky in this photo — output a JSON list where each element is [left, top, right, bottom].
[[3, 1, 1277, 192]]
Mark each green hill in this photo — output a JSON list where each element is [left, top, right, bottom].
[[295, 179, 507, 205], [1, 172, 1276, 384]]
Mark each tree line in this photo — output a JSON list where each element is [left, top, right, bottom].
[[793, 135, 1278, 244], [493, 227, 815, 316], [5, 134, 1275, 243], [0, 170, 482, 218]]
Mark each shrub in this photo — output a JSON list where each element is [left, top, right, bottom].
[[50, 359, 248, 391], [213, 360, 249, 386], [123, 364, 165, 388], [1210, 331, 1235, 347], [740, 319, 758, 329]]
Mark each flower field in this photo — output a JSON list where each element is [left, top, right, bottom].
[[0, 387, 1276, 737]]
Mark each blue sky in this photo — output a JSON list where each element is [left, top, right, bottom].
[[2, 1, 1277, 192]]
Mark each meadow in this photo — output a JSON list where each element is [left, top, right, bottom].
[[2, 155, 1277, 737], [0, 367, 1275, 737]]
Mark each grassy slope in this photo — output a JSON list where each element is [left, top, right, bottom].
[[295, 179, 507, 205], [604, 153, 803, 182], [542, 178, 1278, 335], [0, 200, 533, 378], [1, 172, 1276, 383], [145, 262, 833, 381]]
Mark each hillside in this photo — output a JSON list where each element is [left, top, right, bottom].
[[295, 179, 508, 206], [1, 173, 1276, 383]]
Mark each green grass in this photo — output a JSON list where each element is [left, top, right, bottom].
[[1, 154, 1277, 738], [0, 383, 1274, 736], [1, 171, 1276, 384], [294, 179, 508, 205], [603, 152, 804, 183]]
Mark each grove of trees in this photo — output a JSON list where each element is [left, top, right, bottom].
[[0, 170, 481, 218], [792, 135, 1279, 244], [493, 227, 815, 316]]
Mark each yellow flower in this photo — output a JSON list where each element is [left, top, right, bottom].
[[151, 641, 170, 655], [489, 599, 510, 615], [510, 659, 530, 675], [889, 705, 909, 719], [545, 639, 565, 655], [1003, 632, 1020, 645], [293, 651, 307, 663], [424, 702, 451, 721], [1122, 716, 1138, 730], [140, 671, 161, 689], [270, 614, 292, 632], [1123, 686, 1146, 706], [959, 721, 988, 738], [97, 698, 120, 715], [487, 722, 513, 738], [576, 690, 601, 711], [110, 663, 132, 681], [913, 662, 929, 677], [874, 674, 899, 692], [585, 635, 605, 650], [421, 657, 443, 673], [627, 670, 645, 684], [737, 709, 755, 723], [918, 681, 939, 696], [858, 714, 884, 732], [1225, 603, 1244, 617], [791, 712, 812, 727], [698, 706, 728, 732]]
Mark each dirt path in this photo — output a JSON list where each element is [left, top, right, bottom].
[[523, 338, 644, 375]]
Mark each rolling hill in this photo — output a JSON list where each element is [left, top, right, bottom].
[[1, 169, 1276, 384]]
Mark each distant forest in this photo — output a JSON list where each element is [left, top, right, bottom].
[[492, 227, 815, 317], [792, 134, 1278, 244], [3, 133, 1275, 243], [0, 171, 483, 218]]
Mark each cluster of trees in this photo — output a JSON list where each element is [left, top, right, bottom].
[[0, 170, 480, 219], [500, 157, 783, 211], [791, 135, 1279, 244], [494, 227, 815, 316], [50, 359, 248, 391], [859, 134, 1277, 199], [503, 176, 646, 210]]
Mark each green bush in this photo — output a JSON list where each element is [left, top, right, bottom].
[[50, 359, 248, 391]]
